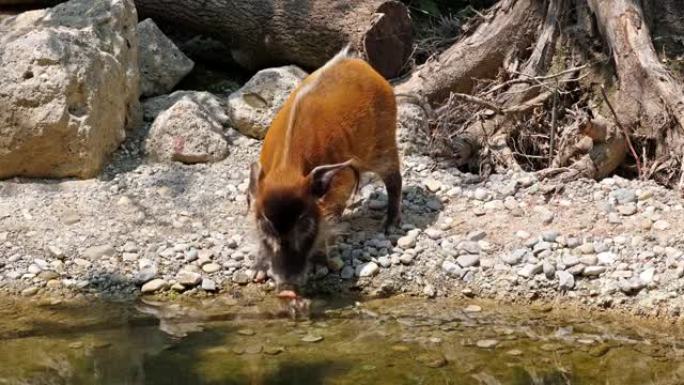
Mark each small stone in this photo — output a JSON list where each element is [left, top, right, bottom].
[[640, 218, 653, 230], [368, 200, 387, 210], [467, 230, 487, 241], [340, 266, 355, 279], [583, 266, 607, 277], [27, 264, 42, 274], [543, 261, 555, 279], [202, 262, 221, 273], [579, 255, 598, 266], [474, 188, 491, 201], [177, 271, 202, 287], [47, 245, 64, 258], [377, 256, 392, 268], [618, 203, 637, 216], [232, 272, 250, 285], [503, 249, 527, 266], [464, 304, 482, 313], [424, 228, 443, 240], [442, 260, 463, 278], [654, 220, 670, 230], [459, 241, 481, 254], [397, 235, 417, 249], [619, 278, 645, 294], [597, 252, 617, 265], [476, 339, 499, 349], [422, 284, 436, 298], [424, 179, 442, 192], [141, 279, 168, 294], [301, 334, 323, 343], [515, 230, 531, 239], [399, 253, 415, 265], [21, 286, 39, 296], [639, 268, 655, 285], [82, 244, 115, 259], [578, 243, 595, 254], [457, 254, 480, 268], [264, 346, 285, 355], [612, 188, 637, 204], [518, 263, 542, 278], [356, 262, 379, 277], [427, 199, 442, 211], [506, 349, 524, 356], [171, 283, 185, 291], [541, 230, 559, 242], [557, 271, 574, 290], [238, 329, 256, 336]]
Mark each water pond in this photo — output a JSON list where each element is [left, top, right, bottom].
[[1, 294, 683, 385]]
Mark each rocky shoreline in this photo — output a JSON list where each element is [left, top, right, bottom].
[[2, 129, 684, 321]]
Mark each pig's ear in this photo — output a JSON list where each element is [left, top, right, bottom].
[[307, 159, 354, 198], [247, 161, 263, 210]]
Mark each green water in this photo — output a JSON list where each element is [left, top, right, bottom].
[[2, 295, 684, 385]]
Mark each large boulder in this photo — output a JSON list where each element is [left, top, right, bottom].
[[137, 18, 194, 97], [227, 65, 307, 139], [144, 99, 229, 164], [0, 0, 140, 179]]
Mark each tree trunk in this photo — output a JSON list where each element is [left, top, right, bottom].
[[399, 0, 684, 188], [394, 0, 546, 104], [134, 0, 413, 79]]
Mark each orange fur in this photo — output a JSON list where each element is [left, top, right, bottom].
[[257, 56, 399, 219]]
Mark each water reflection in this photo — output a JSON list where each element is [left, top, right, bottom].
[[1, 296, 684, 385]]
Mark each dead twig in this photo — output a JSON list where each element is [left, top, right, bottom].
[[450, 92, 504, 114], [600, 85, 642, 179], [549, 87, 558, 166]]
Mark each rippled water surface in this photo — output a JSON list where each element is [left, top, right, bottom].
[[2, 295, 684, 385]]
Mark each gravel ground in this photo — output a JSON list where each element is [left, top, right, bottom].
[[1, 123, 684, 320]]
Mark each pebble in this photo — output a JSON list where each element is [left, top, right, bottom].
[[377, 256, 392, 268], [82, 244, 115, 259], [541, 230, 559, 242], [467, 230, 487, 241], [503, 249, 527, 266], [141, 279, 167, 294], [424, 179, 442, 192], [301, 335, 324, 343], [557, 271, 575, 290], [397, 235, 417, 249], [517, 263, 542, 278], [340, 266, 355, 280], [457, 254, 480, 268], [464, 304, 482, 313], [542, 261, 555, 279], [618, 203, 637, 216], [653, 220, 670, 230], [476, 339, 499, 349], [597, 252, 617, 265], [202, 263, 222, 273], [442, 260, 463, 278], [399, 253, 415, 265], [177, 271, 202, 287], [356, 262, 379, 277], [583, 266, 607, 277], [21, 286, 38, 296], [639, 267, 655, 285]]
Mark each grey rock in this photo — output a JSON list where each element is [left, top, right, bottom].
[[517, 263, 543, 278], [543, 261, 556, 279], [457, 254, 480, 268], [145, 99, 229, 164], [82, 244, 116, 259], [583, 265, 607, 277], [137, 18, 194, 97], [177, 271, 202, 287], [557, 271, 575, 290], [502, 249, 527, 266], [442, 260, 463, 278], [356, 262, 379, 277], [227, 65, 307, 139], [340, 265, 355, 280], [201, 278, 217, 291]]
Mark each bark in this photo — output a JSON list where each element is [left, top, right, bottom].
[[134, 0, 413, 79], [394, 0, 546, 104], [588, 0, 684, 150]]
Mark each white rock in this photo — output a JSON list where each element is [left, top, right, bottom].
[[397, 235, 417, 249], [653, 220, 670, 230], [457, 254, 480, 268], [517, 263, 542, 278], [177, 271, 202, 287], [356, 262, 379, 277], [0, 0, 140, 178], [82, 244, 115, 259], [597, 252, 617, 265], [441, 260, 463, 278], [201, 278, 217, 291], [639, 267, 655, 285], [137, 18, 194, 97], [557, 271, 575, 290]]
